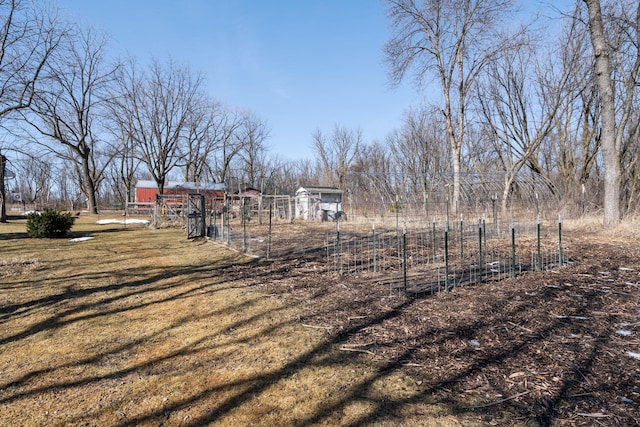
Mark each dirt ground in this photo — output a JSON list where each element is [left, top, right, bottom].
[[221, 223, 640, 426]]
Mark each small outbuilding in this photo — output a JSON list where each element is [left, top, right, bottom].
[[134, 180, 226, 203], [228, 184, 262, 219], [294, 186, 344, 221]]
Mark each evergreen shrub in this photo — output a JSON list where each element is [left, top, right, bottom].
[[26, 209, 76, 238]]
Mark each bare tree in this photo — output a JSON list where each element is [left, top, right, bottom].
[[312, 124, 362, 189], [583, 0, 620, 224], [265, 157, 320, 195], [106, 128, 139, 207], [350, 141, 395, 212], [582, 0, 640, 224], [538, 5, 601, 212], [115, 58, 202, 194], [236, 110, 270, 187], [387, 107, 448, 195], [208, 107, 244, 185], [0, 0, 62, 221], [22, 27, 117, 214], [14, 154, 53, 207], [385, 0, 516, 213], [476, 35, 570, 212], [181, 97, 220, 182]]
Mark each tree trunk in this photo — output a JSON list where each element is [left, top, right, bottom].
[[584, 0, 621, 225], [83, 163, 99, 214]]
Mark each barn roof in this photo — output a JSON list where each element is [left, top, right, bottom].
[[136, 180, 226, 191]]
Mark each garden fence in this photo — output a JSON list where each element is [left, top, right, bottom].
[[207, 198, 569, 296]]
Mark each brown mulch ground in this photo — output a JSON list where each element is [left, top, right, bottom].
[[221, 228, 640, 426]]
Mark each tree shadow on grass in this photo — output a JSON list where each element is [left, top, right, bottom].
[[2, 238, 638, 426], [0, 290, 298, 405], [111, 257, 640, 426], [0, 258, 260, 345]]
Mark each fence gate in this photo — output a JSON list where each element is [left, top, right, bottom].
[[186, 194, 206, 239]]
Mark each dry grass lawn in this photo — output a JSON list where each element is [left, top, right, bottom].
[[0, 216, 479, 426]]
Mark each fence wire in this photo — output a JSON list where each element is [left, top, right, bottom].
[[207, 200, 569, 297]]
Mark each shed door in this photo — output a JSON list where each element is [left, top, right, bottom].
[[186, 194, 206, 239]]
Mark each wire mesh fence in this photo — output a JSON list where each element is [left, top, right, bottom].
[[207, 196, 569, 296], [323, 218, 567, 296]]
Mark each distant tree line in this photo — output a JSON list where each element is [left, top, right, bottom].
[[0, 0, 638, 226]]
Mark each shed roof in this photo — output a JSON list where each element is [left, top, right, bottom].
[[233, 183, 261, 194], [295, 186, 343, 195]]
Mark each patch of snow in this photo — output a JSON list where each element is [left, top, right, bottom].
[[625, 351, 640, 360], [619, 267, 634, 271], [554, 315, 589, 320], [97, 219, 149, 225], [621, 397, 635, 404], [616, 330, 633, 336], [69, 236, 94, 242], [468, 339, 480, 347], [569, 333, 581, 338]]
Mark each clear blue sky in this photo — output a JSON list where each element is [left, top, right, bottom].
[[57, 0, 422, 161], [56, 0, 573, 162]]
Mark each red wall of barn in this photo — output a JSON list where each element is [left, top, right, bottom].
[[135, 187, 225, 203], [135, 188, 157, 203]]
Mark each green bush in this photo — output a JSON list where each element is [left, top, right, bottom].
[[26, 209, 76, 238]]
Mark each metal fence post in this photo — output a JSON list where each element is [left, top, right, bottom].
[[444, 221, 450, 291], [460, 214, 464, 259], [511, 218, 516, 278], [242, 197, 247, 252], [403, 226, 408, 294], [267, 200, 272, 259], [536, 215, 542, 271], [478, 219, 483, 283], [336, 220, 342, 275]]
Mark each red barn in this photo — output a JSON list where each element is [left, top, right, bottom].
[[134, 180, 226, 203]]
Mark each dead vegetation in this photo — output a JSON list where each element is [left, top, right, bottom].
[[0, 216, 639, 426], [0, 258, 40, 277]]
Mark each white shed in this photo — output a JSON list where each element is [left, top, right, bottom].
[[294, 186, 344, 220]]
